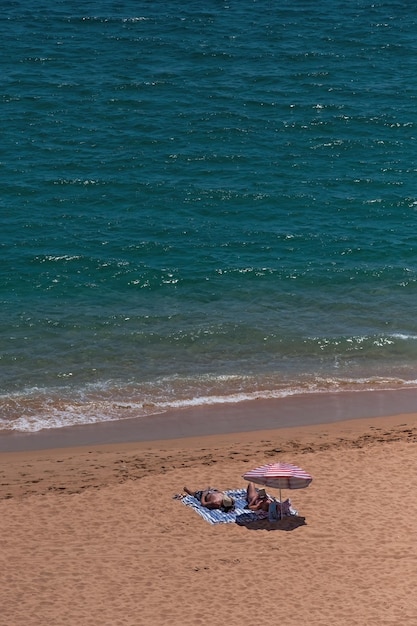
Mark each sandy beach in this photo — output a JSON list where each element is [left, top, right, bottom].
[[2, 396, 417, 625]]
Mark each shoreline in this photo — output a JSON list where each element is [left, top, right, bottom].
[[2, 386, 417, 452]]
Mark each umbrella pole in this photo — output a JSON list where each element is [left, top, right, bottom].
[[279, 487, 282, 520]]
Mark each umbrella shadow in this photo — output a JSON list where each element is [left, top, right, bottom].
[[236, 514, 306, 532]]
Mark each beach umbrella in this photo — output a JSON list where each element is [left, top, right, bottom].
[[242, 462, 312, 520]]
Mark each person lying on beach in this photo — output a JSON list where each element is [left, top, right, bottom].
[[183, 486, 235, 512], [245, 482, 274, 512]]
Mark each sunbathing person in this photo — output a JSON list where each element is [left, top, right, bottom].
[[183, 486, 235, 512], [245, 482, 274, 512]]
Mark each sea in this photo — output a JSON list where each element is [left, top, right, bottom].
[[2, 0, 417, 434]]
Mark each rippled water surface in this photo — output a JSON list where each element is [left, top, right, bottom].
[[2, 1, 417, 431]]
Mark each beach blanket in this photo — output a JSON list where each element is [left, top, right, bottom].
[[176, 488, 298, 525]]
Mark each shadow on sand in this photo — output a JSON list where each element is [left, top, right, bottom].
[[236, 514, 306, 532]]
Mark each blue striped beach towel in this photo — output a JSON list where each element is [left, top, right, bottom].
[[177, 488, 298, 525]]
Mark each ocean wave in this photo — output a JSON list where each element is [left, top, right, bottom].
[[2, 373, 417, 433]]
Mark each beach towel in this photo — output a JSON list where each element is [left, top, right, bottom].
[[176, 488, 298, 525]]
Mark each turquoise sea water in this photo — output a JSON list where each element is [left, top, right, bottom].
[[2, 0, 417, 433]]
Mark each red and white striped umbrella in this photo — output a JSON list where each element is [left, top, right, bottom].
[[243, 462, 312, 518]]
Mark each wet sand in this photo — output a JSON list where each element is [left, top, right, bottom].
[[2, 386, 417, 452]]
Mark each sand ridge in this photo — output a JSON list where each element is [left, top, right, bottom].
[[1, 416, 417, 501]]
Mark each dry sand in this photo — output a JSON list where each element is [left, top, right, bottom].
[[1, 403, 417, 625]]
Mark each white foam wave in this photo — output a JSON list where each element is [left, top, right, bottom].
[[3, 374, 417, 433]]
